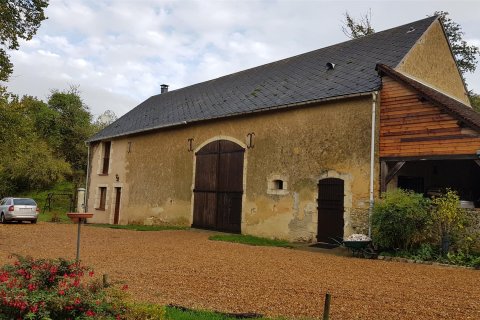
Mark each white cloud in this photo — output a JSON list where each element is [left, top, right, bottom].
[[4, 0, 480, 118]]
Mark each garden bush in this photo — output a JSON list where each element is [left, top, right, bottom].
[[0, 255, 165, 319], [372, 189, 432, 250], [431, 189, 480, 254]]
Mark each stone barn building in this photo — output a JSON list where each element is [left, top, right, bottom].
[[86, 16, 480, 243]]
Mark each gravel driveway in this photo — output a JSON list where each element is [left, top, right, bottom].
[[0, 222, 478, 319]]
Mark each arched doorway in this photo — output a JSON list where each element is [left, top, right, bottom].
[[192, 140, 244, 233], [317, 178, 344, 243]]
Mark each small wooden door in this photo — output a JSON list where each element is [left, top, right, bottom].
[[317, 178, 344, 243], [114, 187, 121, 225], [193, 140, 244, 233]]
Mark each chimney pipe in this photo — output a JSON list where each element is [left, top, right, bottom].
[[160, 84, 169, 94]]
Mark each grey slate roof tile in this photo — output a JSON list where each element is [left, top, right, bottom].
[[89, 16, 437, 142]]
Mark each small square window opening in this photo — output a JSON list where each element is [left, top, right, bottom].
[[273, 179, 284, 190]]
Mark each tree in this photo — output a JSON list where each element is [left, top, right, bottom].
[[341, 10, 375, 39], [434, 11, 479, 75], [0, 90, 71, 196], [47, 86, 95, 177], [470, 92, 480, 113], [0, 0, 49, 81]]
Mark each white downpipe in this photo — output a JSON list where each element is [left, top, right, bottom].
[[368, 91, 378, 238], [84, 143, 90, 213]]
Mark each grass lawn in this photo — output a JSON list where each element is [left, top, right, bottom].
[[87, 224, 189, 231], [165, 306, 276, 320], [19, 181, 75, 223], [208, 234, 293, 248]]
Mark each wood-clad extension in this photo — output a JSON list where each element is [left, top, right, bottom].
[[379, 76, 480, 158]]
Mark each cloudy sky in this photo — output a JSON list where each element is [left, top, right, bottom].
[[4, 0, 480, 118]]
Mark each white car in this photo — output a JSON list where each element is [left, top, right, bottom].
[[0, 197, 39, 224]]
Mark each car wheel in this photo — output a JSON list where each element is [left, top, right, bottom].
[[0, 213, 5, 224], [31, 219, 37, 224]]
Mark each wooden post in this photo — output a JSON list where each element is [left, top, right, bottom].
[[103, 274, 109, 287], [380, 161, 388, 193], [322, 292, 331, 320]]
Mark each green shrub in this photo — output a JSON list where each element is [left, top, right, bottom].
[[372, 189, 432, 250], [124, 302, 165, 320], [410, 243, 438, 261], [431, 189, 479, 254]]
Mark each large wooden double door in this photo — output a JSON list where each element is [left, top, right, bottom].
[[192, 140, 244, 233]]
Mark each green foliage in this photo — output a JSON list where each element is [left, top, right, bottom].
[[381, 244, 480, 268], [470, 92, 480, 113], [431, 189, 465, 238], [0, 85, 100, 196], [165, 306, 274, 320], [0, 90, 71, 196], [0, 0, 49, 81], [125, 302, 165, 320], [372, 189, 432, 250], [435, 11, 479, 75], [47, 87, 96, 177], [341, 10, 375, 39], [431, 190, 480, 255], [209, 234, 293, 248], [442, 251, 480, 268], [88, 224, 189, 231], [410, 243, 437, 261]]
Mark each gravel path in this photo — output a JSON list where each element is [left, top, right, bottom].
[[0, 222, 478, 319]]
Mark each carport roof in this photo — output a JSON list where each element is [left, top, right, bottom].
[[89, 16, 438, 142]]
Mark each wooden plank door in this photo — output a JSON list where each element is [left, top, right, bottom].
[[193, 140, 244, 233], [317, 178, 344, 243], [114, 187, 121, 224]]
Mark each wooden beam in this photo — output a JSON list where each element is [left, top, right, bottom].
[[380, 154, 478, 161], [380, 161, 388, 193], [474, 159, 480, 168], [385, 161, 405, 185]]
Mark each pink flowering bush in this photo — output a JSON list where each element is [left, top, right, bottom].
[[0, 255, 127, 319]]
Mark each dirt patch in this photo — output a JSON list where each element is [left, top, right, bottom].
[[0, 222, 478, 319]]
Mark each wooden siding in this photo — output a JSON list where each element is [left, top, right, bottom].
[[380, 77, 480, 158]]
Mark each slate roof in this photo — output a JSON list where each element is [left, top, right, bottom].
[[377, 64, 480, 131], [89, 16, 438, 142]]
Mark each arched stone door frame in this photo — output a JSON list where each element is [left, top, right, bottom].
[[190, 136, 247, 233]]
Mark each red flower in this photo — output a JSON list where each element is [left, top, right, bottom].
[[58, 290, 65, 295], [0, 272, 9, 282], [30, 304, 38, 313], [49, 266, 58, 274], [27, 283, 36, 291], [74, 297, 81, 305], [89, 271, 94, 277], [121, 284, 128, 291], [16, 269, 26, 276], [85, 310, 96, 317]]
